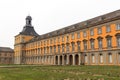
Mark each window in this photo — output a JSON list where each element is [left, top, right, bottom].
[[107, 38, 112, 48], [100, 54, 103, 63], [62, 36, 64, 42], [47, 40, 49, 45], [83, 40, 87, 50], [116, 24, 120, 30], [72, 42, 75, 52], [85, 54, 87, 63], [118, 53, 120, 64], [90, 29, 94, 36], [77, 42, 80, 51], [71, 33, 74, 40], [108, 53, 112, 63], [90, 39, 94, 50], [106, 26, 111, 32], [58, 45, 60, 53], [45, 47, 47, 54], [66, 44, 69, 52], [97, 37, 103, 49], [66, 35, 69, 42], [38, 48, 40, 54], [21, 37, 25, 42], [77, 32, 80, 39], [92, 54, 95, 63], [98, 27, 102, 34], [117, 37, 120, 47], [47, 47, 49, 53], [115, 34, 120, 47], [54, 38, 56, 44], [50, 39, 52, 44], [58, 37, 60, 43], [50, 46, 52, 53], [62, 45, 65, 53], [44, 40, 46, 45], [83, 31, 87, 37], [54, 46, 56, 53], [44, 47, 46, 54]]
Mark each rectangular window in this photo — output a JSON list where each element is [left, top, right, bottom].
[[71, 33, 74, 40], [47, 47, 49, 53], [47, 40, 49, 45], [72, 43, 75, 52], [54, 38, 56, 44], [100, 54, 103, 63], [117, 37, 120, 47], [85, 55, 87, 63], [98, 39, 102, 49], [62, 36, 64, 42], [83, 41, 87, 50], [90, 29, 94, 36], [54, 46, 56, 53], [83, 31, 87, 37], [44, 41, 46, 45], [62, 45, 65, 53], [77, 32, 80, 39], [66, 44, 69, 52], [107, 38, 112, 48], [66, 36, 69, 42], [58, 45, 60, 53], [58, 37, 60, 43], [77, 42, 80, 51], [116, 24, 120, 30], [98, 27, 102, 34], [38, 48, 40, 54], [109, 54, 112, 63], [90, 40, 94, 50], [92, 54, 95, 63], [106, 26, 111, 32], [44, 47, 46, 54], [50, 46, 52, 53], [50, 39, 52, 44]]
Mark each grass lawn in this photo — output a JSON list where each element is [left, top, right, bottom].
[[0, 65, 120, 80]]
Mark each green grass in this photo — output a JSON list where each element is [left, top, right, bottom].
[[0, 65, 120, 80]]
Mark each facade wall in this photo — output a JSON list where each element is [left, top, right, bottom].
[[0, 51, 13, 64], [14, 10, 120, 65], [21, 20, 120, 65], [14, 35, 34, 64]]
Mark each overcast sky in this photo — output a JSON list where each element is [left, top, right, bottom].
[[0, 0, 120, 48]]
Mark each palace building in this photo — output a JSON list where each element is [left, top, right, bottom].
[[14, 10, 120, 65], [0, 47, 14, 64]]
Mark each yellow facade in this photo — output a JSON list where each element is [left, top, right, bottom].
[[14, 10, 120, 65]]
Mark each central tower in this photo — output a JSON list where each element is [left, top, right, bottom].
[[14, 16, 39, 64]]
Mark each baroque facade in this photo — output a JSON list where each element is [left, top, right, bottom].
[[0, 47, 14, 64], [14, 10, 120, 65]]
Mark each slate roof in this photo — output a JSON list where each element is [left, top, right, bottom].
[[27, 9, 120, 43], [19, 26, 39, 36], [0, 47, 14, 53]]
